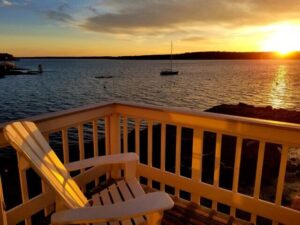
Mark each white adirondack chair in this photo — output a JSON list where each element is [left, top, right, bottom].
[[4, 121, 174, 225]]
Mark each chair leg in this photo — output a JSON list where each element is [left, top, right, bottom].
[[147, 211, 164, 225]]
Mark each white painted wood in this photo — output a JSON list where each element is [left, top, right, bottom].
[[127, 178, 145, 197], [213, 133, 222, 187], [108, 185, 132, 225], [62, 128, 69, 164], [123, 116, 128, 153], [92, 120, 99, 158], [160, 123, 166, 191], [110, 114, 121, 155], [6, 191, 55, 225], [137, 163, 300, 225], [147, 120, 153, 167], [4, 122, 88, 208], [115, 102, 300, 146], [135, 119, 140, 157], [91, 194, 101, 206], [212, 133, 222, 210], [175, 126, 182, 197], [99, 189, 119, 225], [51, 192, 174, 225], [147, 121, 153, 187], [92, 120, 99, 186], [275, 145, 289, 205], [104, 116, 110, 156], [2, 102, 300, 225], [191, 129, 203, 203], [78, 124, 86, 192], [78, 124, 85, 174], [116, 180, 132, 200], [160, 123, 166, 172], [175, 126, 182, 176], [17, 154, 31, 225], [254, 141, 266, 199], [65, 153, 138, 171], [41, 181, 53, 216], [117, 180, 146, 225], [0, 176, 7, 225], [250, 214, 256, 224], [232, 137, 242, 193]]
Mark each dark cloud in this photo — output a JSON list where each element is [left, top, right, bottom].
[[46, 3, 73, 23], [80, 0, 300, 35]]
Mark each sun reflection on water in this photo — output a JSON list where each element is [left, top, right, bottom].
[[269, 65, 289, 108]]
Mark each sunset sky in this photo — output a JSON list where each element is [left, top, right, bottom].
[[1, 0, 300, 56]]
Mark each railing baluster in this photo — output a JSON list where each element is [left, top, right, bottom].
[[123, 116, 128, 153], [191, 128, 203, 202], [175, 125, 182, 197], [212, 133, 222, 210], [62, 128, 69, 164], [78, 124, 86, 192], [147, 120, 153, 187], [160, 123, 166, 191], [254, 141, 265, 198], [105, 116, 110, 156], [250, 141, 265, 223], [78, 124, 85, 173], [135, 119, 141, 156], [230, 136, 243, 216], [275, 145, 289, 205], [108, 114, 121, 179], [17, 154, 31, 225], [92, 120, 99, 186], [0, 176, 7, 225]]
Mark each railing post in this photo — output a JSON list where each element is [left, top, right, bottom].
[[109, 113, 121, 155], [191, 128, 203, 203], [0, 176, 7, 225], [109, 113, 121, 179]]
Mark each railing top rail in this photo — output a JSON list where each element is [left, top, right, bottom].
[[0, 101, 116, 147], [1, 100, 300, 147], [114, 101, 300, 130], [114, 101, 300, 145], [0, 101, 115, 129]]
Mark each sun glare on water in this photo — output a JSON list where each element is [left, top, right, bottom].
[[261, 23, 300, 55]]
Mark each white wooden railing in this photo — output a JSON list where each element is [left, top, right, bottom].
[[0, 102, 299, 225]]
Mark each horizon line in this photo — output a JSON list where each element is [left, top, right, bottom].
[[4, 50, 300, 58]]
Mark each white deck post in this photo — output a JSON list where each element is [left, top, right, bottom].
[[109, 113, 121, 179]]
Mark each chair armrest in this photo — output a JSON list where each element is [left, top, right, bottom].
[[65, 153, 138, 171], [51, 192, 174, 225]]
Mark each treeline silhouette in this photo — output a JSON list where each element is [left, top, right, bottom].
[[21, 51, 300, 60]]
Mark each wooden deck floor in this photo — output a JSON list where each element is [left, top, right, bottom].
[[162, 196, 252, 225]]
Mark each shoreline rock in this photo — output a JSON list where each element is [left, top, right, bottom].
[[205, 102, 300, 124]]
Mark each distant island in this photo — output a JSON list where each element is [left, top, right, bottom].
[[21, 51, 300, 60]]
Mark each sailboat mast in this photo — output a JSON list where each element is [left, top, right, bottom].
[[170, 41, 173, 71]]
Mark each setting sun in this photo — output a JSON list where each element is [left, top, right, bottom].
[[261, 24, 300, 55]]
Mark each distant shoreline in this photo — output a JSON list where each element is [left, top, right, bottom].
[[19, 51, 300, 60]]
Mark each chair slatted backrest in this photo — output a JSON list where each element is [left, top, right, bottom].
[[4, 121, 88, 209]]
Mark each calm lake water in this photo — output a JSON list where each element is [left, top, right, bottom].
[[1, 59, 300, 123]]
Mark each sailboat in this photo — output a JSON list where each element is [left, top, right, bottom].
[[160, 41, 179, 76]]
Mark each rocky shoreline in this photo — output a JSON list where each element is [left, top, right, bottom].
[[206, 102, 300, 124]]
